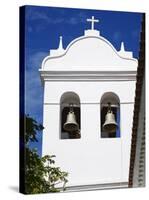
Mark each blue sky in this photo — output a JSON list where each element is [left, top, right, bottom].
[[24, 5, 142, 155]]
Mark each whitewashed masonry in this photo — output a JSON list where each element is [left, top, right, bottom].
[[39, 16, 138, 190]]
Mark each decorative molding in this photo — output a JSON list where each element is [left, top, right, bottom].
[[58, 182, 128, 192], [39, 70, 137, 82], [44, 102, 134, 105]]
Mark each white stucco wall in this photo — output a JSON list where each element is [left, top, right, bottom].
[[42, 81, 135, 186], [40, 28, 137, 188]]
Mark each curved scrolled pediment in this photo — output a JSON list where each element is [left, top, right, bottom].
[[41, 35, 138, 72]]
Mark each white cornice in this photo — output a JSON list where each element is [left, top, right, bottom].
[[39, 70, 137, 83]]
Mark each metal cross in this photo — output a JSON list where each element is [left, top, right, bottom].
[[87, 16, 99, 30]]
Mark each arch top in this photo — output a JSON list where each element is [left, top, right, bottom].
[[60, 91, 80, 105], [100, 92, 120, 106]]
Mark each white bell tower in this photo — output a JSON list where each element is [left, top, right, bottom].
[[39, 16, 138, 190]]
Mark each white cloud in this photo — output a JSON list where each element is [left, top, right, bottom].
[[113, 31, 121, 41], [67, 17, 78, 25], [27, 51, 48, 69]]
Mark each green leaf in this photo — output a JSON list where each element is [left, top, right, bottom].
[[24, 115, 68, 194]]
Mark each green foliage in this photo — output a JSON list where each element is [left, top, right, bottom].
[[24, 115, 68, 194], [25, 115, 44, 144]]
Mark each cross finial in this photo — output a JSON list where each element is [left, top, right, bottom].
[[87, 16, 99, 30]]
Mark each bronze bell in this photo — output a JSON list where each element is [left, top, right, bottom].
[[63, 111, 79, 132], [103, 110, 118, 133]]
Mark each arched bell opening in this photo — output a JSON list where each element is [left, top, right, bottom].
[[100, 92, 120, 138], [60, 92, 81, 139]]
